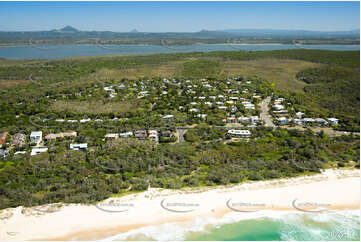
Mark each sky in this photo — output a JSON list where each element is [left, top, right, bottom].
[[0, 1, 359, 32]]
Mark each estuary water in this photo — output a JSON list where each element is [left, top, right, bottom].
[[0, 44, 359, 60]]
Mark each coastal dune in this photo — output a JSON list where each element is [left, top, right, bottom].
[[0, 168, 359, 241]]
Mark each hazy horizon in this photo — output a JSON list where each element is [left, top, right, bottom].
[[0, 1, 359, 32]]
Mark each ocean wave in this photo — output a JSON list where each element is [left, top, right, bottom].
[[101, 210, 360, 241]]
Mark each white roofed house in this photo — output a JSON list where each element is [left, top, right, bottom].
[[227, 129, 251, 137], [278, 117, 289, 125], [163, 114, 174, 120], [205, 102, 213, 107], [70, 143, 88, 151], [238, 116, 250, 123], [119, 131, 133, 138], [292, 118, 304, 126], [250, 116, 260, 124], [30, 131, 42, 144], [315, 118, 328, 126], [105, 133, 119, 140], [243, 103, 255, 110], [327, 118, 339, 125], [295, 112, 304, 119], [272, 104, 284, 111], [302, 118, 315, 125], [197, 114, 207, 119], [31, 147, 48, 156]]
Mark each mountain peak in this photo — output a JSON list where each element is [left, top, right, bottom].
[[60, 25, 78, 32]]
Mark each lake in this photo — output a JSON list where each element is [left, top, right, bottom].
[[0, 44, 359, 60]]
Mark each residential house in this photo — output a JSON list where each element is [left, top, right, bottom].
[[227, 116, 237, 123], [315, 118, 328, 126], [0, 149, 9, 158], [148, 130, 159, 142], [327, 118, 339, 125], [134, 130, 147, 140], [0, 132, 8, 147], [80, 118, 91, 123], [105, 133, 119, 140], [293, 119, 304, 126], [70, 143, 88, 151], [31, 147, 48, 156], [45, 131, 77, 140], [11, 133, 25, 146], [14, 151, 26, 155], [119, 131, 133, 138], [273, 104, 284, 111], [296, 112, 304, 119], [30, 131, 42, 143], [161, 130, 172, 137], [303, 118, 315, 124], [278, 117, 289, 125], [243, 103, 255, 109], [227, 129, 251, 137], [250, 116, 260, 124], [238, 116, 250, 123], [163, 115, 174, 119]]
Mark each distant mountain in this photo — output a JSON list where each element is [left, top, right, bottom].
[[218, 28, 360, 37], [58, 25, 79, 33], [0, 26, 358, 46]]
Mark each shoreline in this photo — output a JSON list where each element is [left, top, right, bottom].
[[0, 43, 359, 48], [0, 168, 359, 241]]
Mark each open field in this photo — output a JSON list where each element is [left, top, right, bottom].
[[50, 100, 140, 115], [222, 59, 323, 91]]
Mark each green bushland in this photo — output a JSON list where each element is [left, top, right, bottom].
[[0, 127, 359, 209]]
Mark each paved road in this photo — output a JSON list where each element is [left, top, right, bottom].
[[259, 97, 276, 128]]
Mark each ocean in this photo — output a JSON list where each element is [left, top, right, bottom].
[[0, 44, 359, 60], [102, 210, 360, 241]]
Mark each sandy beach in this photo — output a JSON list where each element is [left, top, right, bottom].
[[0, 168, 359, 241]]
